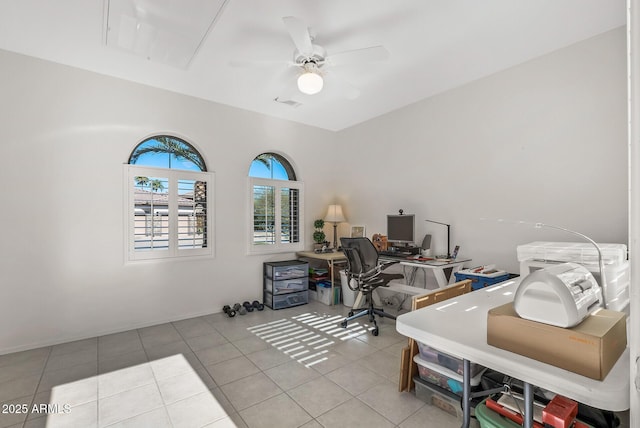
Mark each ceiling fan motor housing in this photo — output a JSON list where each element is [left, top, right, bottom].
[[293, 44, 326, 67]]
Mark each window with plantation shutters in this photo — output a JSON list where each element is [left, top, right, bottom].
[[249, 153, 304, 254], [125, 136, 213, 261]]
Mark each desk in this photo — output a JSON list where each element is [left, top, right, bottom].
[[396, 278, 629, 428], [398, 258, 470, 288], [297, 251, 347, 306]]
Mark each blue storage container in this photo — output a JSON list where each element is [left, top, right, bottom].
[[454, 271, 510, 290]]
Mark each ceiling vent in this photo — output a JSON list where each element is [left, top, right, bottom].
[[274, 97, 302, 108], [104, 0, 229, 69]]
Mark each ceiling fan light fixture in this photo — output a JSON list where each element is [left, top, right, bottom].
[[297, 63, 323, 95]]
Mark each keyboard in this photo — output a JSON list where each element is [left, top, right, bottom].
[[379, 250, 412, 257]]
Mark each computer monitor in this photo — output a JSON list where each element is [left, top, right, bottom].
[[387, 214, 415, 245]]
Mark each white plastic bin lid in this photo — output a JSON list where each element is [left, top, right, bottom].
[[413, 355, 485, 386], [516, 242, 627, 266]]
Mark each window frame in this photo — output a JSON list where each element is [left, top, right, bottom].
[[125, 164, 215, 262], [248, 176, 304, 255]]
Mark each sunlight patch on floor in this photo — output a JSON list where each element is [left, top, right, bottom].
[[247, 312, 373, 367], [40, 354, 230, 427]]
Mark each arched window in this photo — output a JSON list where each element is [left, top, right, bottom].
[[248, 153, 304, 253], [125, 135, 214, 261], [129, 136, 206, 171], [249, 153, 296, 180]]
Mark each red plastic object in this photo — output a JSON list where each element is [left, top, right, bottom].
[[485, 398, 544, 428], [542, 395, 579, 428]]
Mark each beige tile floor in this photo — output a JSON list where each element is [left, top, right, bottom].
[[0, 301, 627, 428], [0, 301, 465, 428]]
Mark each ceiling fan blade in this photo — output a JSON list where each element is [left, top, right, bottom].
[[327, 45, 389, 67], [324, 74, 361, 100], [282, 16, 314, 56]]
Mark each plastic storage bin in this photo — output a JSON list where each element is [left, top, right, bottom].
[[264, 278, 307, 293], [603, 261, 630, 312], [312, 283, 340, 305], [417, 342, 486, 377], [516, 242, 627, 268], [264, 260, 309, 310], [414, 379, 463, 420], [414, 355, 485, 395], [264, 260, 309, 280], [454, 271, 510, 290], [264, 290, 308, 310]]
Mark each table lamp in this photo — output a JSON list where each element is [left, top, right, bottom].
[[324, 204, 346, 249], [425, 219, 451, 257]]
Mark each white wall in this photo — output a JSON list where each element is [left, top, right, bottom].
[[628, 2, 639, 423], [333, 27, 628, 276], [0, 49, 337, 354], [0, 26, 628, 354]]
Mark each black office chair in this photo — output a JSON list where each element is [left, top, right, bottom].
[[339, 237, 404, 336]]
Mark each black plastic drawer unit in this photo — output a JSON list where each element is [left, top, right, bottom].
[[263, 260, 309, 309]]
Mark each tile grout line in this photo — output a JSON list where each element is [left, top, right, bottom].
[[134, 327, 175, 428], [170, 318, 237, 426], [21, 346, 52, 428]]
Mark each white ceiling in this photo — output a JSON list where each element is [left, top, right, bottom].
[[0, 0, 626, 131]]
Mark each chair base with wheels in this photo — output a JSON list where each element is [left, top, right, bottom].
[[340, 301, 392, 336], [340, 237, 403, 336]]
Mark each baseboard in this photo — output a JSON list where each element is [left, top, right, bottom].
[[0, 307, 223, 356]]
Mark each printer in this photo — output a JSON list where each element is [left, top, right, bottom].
[[516, 241, 629, 312], [514, 262, 602, 328]]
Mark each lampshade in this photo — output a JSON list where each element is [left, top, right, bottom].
[[324, 204, 346, 223], [297, 64, 323, 95]]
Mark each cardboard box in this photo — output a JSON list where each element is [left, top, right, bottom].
[[487, 303, 626, 380]]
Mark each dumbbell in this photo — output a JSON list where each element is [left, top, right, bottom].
[[222, 305, 236, 318], [252, 300, 265, 311], [233, 303, 246, 315], [242, 301, 254, 312]]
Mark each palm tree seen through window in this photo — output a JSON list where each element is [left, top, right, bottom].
[[127, 136, 212, 260]]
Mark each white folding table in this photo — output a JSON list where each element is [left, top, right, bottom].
[[396, 278, 629, 428], [386, 257, 470, 288]]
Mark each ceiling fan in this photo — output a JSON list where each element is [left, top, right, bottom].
[[233, 16, 389, 103]]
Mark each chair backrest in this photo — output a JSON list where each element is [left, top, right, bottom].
[[341, 237, 379, 274]]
